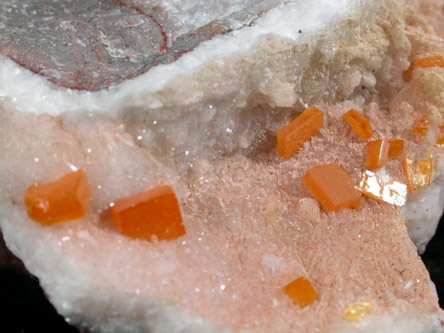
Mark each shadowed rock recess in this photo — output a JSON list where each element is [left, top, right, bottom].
[[0, 0, 444, 332]]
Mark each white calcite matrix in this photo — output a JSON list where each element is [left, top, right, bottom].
[[0, 0, 444, 332]]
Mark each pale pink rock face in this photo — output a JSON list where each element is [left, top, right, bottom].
[[0, 0, 444, 332]]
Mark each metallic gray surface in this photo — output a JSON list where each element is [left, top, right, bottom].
[[0, 0, 264, 91]]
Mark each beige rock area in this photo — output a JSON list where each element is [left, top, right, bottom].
[[0, 0, 444, 332]]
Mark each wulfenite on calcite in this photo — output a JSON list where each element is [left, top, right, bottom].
[[0, 0, 444, 332]]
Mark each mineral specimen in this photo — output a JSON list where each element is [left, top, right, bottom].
[[0, 0, 444, 332]]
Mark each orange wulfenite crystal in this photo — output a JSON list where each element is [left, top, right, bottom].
[[365, 140, 389, 170], [110, 185, 185, 241], [277, 107, 323, 159], [403, 56, 444, 82], [412, 116, 430, 137], [342, 109, 373, 141], [388, 140, 404, 159], [24, 170, 91, 226], [303, 164, 362, 212], [283, 277, 318, 308], [402, 158, 433, 192]]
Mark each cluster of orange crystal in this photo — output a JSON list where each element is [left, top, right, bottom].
[[277, 107, 411, 212], [277, 107, 323, 159], [365, 139, 404, 169], [283, 276, 318, 308], [403, 56, 444, 82], [25, 170, 185, 242]]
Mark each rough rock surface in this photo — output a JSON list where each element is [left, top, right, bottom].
[[0, 0, 444, 332]]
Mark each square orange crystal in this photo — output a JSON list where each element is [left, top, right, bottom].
[[277, 107, 323, 159], [342, 109, 373, 141], [403, 56, 444, 82], [388, 140, 404, 159], [303, 164, 363, 212], [110, 185, 185, 241], [24, 170, 91, 226], [283, 277, 318, 308], [365, 140, 389, 170]]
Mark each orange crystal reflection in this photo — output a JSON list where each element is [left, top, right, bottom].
[[388, 140, 404, 159], [303, 163, 362, 212], [24, 170, 91, 226], [283, 277, 318, 308], [402, 158, 433, 191], [365, 140, 389, 170], [345, 298, 373, 322], [403, 56, 444, 82], [412, 116, 430, 137], [358, 170, 407, 207], [342, 109, 373, 141], [110, 185, 185, 241], [277, 107, 323, 159]]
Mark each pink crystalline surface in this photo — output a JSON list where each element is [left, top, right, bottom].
[[1, 99, 443, 331]]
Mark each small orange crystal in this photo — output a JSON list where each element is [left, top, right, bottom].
[[388, 140, 404, 159], [412, 116, 430, 137], [402, 158, 433, 191], [365, 140, 389, 170], [110, 185, 185, 241], [277, 107, 323, 159], [342, 109, 374, 141], [303, 164, 363, 212], [24, 170, 91, 225], [403, 56, 444, 82], [283, 277, 318, 308]]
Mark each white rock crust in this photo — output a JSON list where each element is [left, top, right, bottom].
[[403, 174, 444, 254]]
